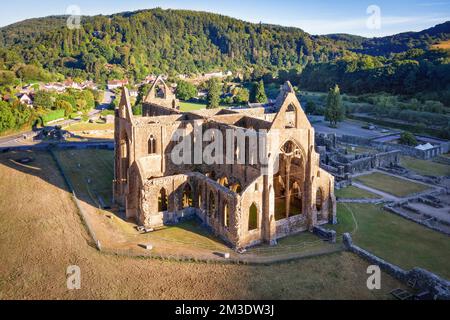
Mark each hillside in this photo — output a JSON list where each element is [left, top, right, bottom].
[[0, 8, 449, 102], [325, 21, 450, 56]]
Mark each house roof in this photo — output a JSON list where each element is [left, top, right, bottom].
[[415, 143, 434, 150]]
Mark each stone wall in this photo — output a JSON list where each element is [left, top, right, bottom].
[[343, 233, 450, 299], [313, 226, 336, 243]]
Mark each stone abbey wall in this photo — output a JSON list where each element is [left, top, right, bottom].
[[114, 80, 337, 249]]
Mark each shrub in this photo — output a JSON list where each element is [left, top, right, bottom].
[[399, 131, 418, 146]]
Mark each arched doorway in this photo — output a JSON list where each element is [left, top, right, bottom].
[[316, 188, 323, 217], [248, 203, 258, 231], [158, 188, 168, 212]]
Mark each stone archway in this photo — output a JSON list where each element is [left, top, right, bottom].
[[248, 203, 258, 231], [158, 187, 168, 212], [218, 176, 229, 187], [119, 129, 130, 183], [182, 183, 193, 209], [316, 187, 323, 220], [273, 140, 305, 220]]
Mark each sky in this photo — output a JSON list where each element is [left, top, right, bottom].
[[0, 0, 449, 37]]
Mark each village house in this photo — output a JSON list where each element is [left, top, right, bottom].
[[107, 79, 129, 90], [17, 93, 33, 106]]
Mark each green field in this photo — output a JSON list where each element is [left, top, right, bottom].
[[400, 156, 450, 176], [53, 149, 114, 206], [328, 203, 450, 279], [355, 172, 430, 197], [65, 122, 114, 132], [179, 102, 207, 112], [344, 145, 378, 155], [335, 186, 381, 199]]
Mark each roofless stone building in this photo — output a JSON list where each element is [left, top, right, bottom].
[[114, 76, 336, 249]]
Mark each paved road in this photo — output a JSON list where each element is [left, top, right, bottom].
[[0, 108, 102, 148], [310, 116, 393, 139]]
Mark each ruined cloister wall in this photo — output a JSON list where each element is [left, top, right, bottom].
[[139, 173, 240, 246]]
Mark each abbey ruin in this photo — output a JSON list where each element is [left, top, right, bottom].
[[113, 77, 336, 249]]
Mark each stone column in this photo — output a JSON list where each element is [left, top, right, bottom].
[[285, 156, 291, 219]]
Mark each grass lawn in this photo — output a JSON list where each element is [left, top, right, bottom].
[[53, 149, 114, 206], [335, 186, 381, 199], [355, 172, 430, 197], [328, 203, 450, 279], [0, 151, 405, 299], [139, 219, 229, 252], [179, 101, 207, 112], [65, 122, 114, 132], [344, 145, 378, 155], [400, 156, 450, 177]]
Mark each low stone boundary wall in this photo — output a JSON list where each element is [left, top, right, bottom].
[[313, 226, 336, 243], [343, 233, 450, 300], [435, 156, 450, 165], [49, 149, 101, 251], [384, 205, 450, 236], [0, 142, 113, 153]]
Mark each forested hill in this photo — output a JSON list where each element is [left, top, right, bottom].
[[0, 8, 327, 79], [325, 21, 450, 56], [0, 8, 449, 102]]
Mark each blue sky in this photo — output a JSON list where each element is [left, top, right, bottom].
[[0, 0, 449, 37]]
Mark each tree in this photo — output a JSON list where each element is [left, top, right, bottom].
[[33, 91, 54, 109], [0, 102, 15, 132], [251, 80, 268, 103], [324, 84, 344, 127], [136, 83, 152, 106], [235, 88, 250, 104], [305, 100, 317, 115], [78, 90, 95, 109], [55, 100, 73, 116], [176, 80, 198, 101], [399, 131, 418, 146], [206, 78, 221, 109]]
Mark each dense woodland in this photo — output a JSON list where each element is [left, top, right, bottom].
[[0, 9, 448, 95], [0, 8, 449, 136]]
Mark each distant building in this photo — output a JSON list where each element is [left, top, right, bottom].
[[82, 80, 98, 90], [17, 93, 33, 106], [107, 79, 129, 90], [42, 82, 66, 92]]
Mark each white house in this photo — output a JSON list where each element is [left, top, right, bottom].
[[107, 79, 129, 90], [18, 93, 33, 106]]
